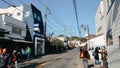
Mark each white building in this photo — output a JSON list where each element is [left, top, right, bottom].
[[95, 0, 107, 45], [0, 13, 26, 39], [89, 34, 106, 47], [0, 4, 45, 55], [95, 0, 120, 47]]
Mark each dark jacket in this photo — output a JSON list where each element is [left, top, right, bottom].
[[0, 53, 10, 68], [94, 49, 99, 60], [83, 50, 89, 59]]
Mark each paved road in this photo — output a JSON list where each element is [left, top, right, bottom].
[[18, 48, 84, 68], [39, 48, 83, 68], [18, 48, 100, 68]]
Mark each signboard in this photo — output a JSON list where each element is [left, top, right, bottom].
[[34, 24, 40, 32], [35, 32, 44, 38]]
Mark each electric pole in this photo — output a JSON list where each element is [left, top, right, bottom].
[[44, 6, 50, 38], [63, 26, 67, 36]]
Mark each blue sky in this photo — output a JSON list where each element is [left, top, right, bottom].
[[0, 0, 100, 37]]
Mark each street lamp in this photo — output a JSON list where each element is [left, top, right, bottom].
[[81, 25, 90, 47]]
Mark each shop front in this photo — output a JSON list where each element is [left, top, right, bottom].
[[34, 37, 45, 56]]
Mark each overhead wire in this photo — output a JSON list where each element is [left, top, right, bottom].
[[37, 0, 65, 27], [1, 0, 35, 20], [19, 0, 26, 4], [2, 0, 67, 36], [73, 0, 81, 38], [37, 0, 66, 34], [45, 0, 65, 28]]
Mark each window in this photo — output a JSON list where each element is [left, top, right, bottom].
[[12, 26, 22, 35], [107, 0, 115, 14], [97, 26, 102, 32], [17, 12, 21, 16], [38, 16, 41, 21], [34, 13, 37, 19], [7, 14, 12, 17]]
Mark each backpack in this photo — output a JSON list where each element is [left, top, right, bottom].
[[12, 55, 16, 63], [92, 51, 96, 57]]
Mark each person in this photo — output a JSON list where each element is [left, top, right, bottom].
[[26, 46, 31, 59], [20, 48, 26, 60], [101, 47, 108, 68], [80, 46, 90, 68], [79, 46, 83, 53], [0, 47, 2, 55], [0, 48, 11, 68], [93, 47, 101, 65]]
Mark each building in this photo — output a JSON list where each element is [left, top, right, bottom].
[[89, 34, 106, 47], [95, 0, 107, 45], [0, 4, 45, 55], [95, 0, 120, 46]]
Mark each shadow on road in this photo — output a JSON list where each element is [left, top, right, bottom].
[[88, 64, 94, 68], [19, 56, 63, 68]]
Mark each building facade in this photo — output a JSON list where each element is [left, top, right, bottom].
[[0, 4, 45, 55], [95, 0, 120, 46]]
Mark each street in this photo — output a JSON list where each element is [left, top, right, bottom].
[[18, 48, 84, 68], [18, 45, 120, 68]]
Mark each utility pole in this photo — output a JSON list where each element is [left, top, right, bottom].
[[44, 6, 49, 38], [63, 26, 67, 36], [81, 25, 90, 47], [87, 25, 90, 48]]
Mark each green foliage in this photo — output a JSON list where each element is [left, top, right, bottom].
[[51, 38, 64, 45], [58, 34, 64, 37], [69, 36, 80, 41]]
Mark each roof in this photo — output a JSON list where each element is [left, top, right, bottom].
[[87, 33, 103, 40], [13, 39, 33, 44]]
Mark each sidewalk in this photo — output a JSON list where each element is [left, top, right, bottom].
[[107, 45, 120, 68]]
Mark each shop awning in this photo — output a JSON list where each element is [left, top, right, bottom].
[[13, 39, 33, 44]]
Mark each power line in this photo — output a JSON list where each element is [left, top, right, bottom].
[[1, 0, 34, 19], [49, 13, 65, 28], [19, 0, 26, 4], [73, 0, 81, 38], [37, 0, 46, 7], [37, 0, 65, 28]]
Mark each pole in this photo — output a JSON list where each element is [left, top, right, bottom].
[[87, 25, 90, 47], [44, 6, 48, 38]]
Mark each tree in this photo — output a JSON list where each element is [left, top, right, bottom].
[[58, 34, 64, 37], [69, 36, 80, 41], [51, 38, 64, 45]]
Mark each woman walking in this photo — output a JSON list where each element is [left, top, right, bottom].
[[80, 46, 90, 68]]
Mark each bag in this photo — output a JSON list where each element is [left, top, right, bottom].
[[92, 51, 96, 57], [80, 52, 84, 59], [12, 55, 16, 62]]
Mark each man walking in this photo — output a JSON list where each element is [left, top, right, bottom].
[[26, 46, 31, 59]]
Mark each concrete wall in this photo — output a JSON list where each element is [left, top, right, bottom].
[[96, 0, 120, 46], [89, 34, 106, 47]]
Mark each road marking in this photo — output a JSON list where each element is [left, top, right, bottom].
[[36, 61, 51, 68]]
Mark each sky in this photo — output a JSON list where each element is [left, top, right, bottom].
[[0, 0, 100, 37]]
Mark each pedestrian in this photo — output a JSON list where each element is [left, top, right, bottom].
[[93, 47, 101, 65], [79, 46, 82, 53], [20, 48, 26, 60], [26, 46, 31, 59], [101, 47, 108, 68], [80, 46, 90, 68], [0, 48, 11, 68], [0, 47, 2, 55]]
